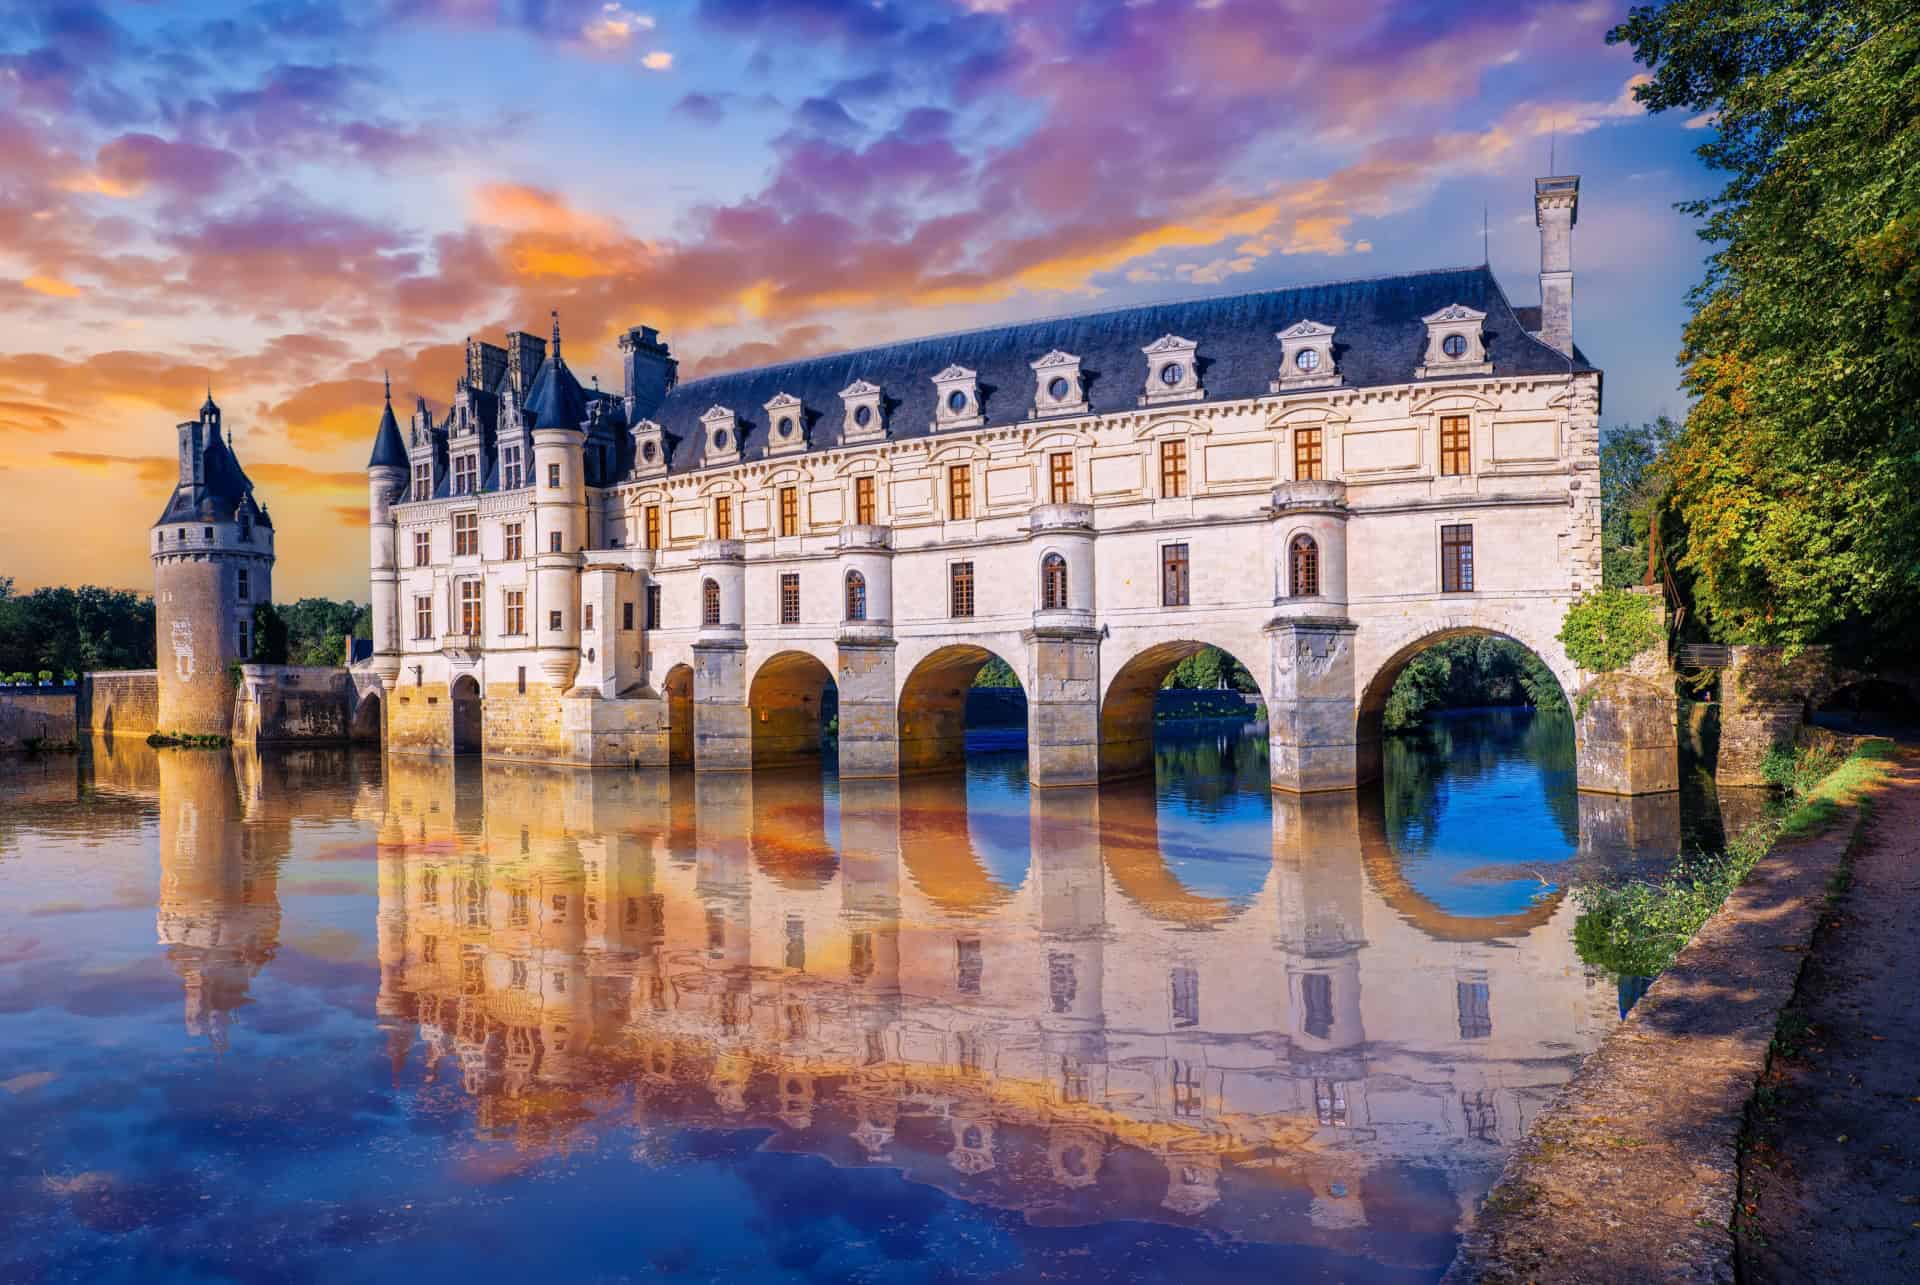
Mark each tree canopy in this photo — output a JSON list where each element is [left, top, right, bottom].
[[1610, 0, 1920, 657], [0, 578, 155, 677]]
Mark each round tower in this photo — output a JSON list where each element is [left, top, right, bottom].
[[151, 393, 275, 737], [366, 374, 408, 690], [524, 312, 588, 691]]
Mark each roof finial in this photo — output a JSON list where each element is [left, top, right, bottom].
[[551, 309, 561, 361], [384, 369, 392, 404]]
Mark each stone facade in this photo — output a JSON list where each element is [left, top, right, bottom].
[[82, 670, 159, 739], [355, 174, 1669, 795]]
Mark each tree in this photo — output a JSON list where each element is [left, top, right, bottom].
[[0, 584, 155, 675], [1609, 1, 1920, 658], [1600, 418, 1678, 589], [279, 598, 366, 666]]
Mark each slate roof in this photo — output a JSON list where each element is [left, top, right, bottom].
[[156, 410, 270, 527], [520, 352, 592, 432], [367, 395, 408, 469], [651, 264, 1591, 475]]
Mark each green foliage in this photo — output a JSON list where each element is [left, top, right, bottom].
[[279, 597, 367, 666], [250, 602, 290, 664], [1381, 636, 1568, 731], [1159, 646, 1257, 693], [0, 582, 155, 675], [1608, 1, 1920, 654], [1558, 589, 1662, 673], [1760, 739, 1844, 796], [971, 655, 1019, 688], [1600, 418, 1679, 589]]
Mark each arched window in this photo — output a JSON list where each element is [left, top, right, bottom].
[[701, 578, 721, 626], [1290, 535, 1320, 597], [1041, 553, 1069, 611], [844, 570, 867, 622]]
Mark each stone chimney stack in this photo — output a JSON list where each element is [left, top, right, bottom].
[[620, 325, 678, 421], [1534, 175, 1579, 356]]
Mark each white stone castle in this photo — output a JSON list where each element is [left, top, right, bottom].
[[358, 174, 1651, 793]]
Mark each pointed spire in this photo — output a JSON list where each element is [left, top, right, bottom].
[[383, 369, 392, 404], [550, 309, 561, 362]]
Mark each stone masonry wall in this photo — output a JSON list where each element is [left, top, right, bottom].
[[483, 683, 569, 762], [1720, 645, 1830, 788], [0, 690, 78, 749], [82, 671, 159, 738], [388, 680, 452, 755], [231, 666, 354, 744]]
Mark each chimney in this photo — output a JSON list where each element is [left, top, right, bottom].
[[619, 325, 677, 420], [1534, 175, 1579, 356], [505, 330, 548, 395], [176, 420, 204, 488]]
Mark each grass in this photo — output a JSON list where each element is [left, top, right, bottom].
[[1574, 737, 1897, 980]]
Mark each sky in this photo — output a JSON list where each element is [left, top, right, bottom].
[[0, 0, 1718, 602]]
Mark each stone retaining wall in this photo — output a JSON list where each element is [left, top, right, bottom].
[[0, 688, 78, 749], [231, 665, 356, 744], [82, 670, 158, 739]]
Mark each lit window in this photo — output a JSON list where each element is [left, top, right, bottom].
[[778, 486, 798, 537], [503, 522, 523, 561], [854, 475, 875, 525], [1161, 544, 1189, 607], [1159, 439, 1188, 498], [1440, 414, 1471, 475], [644, 505, 661, 550], [1295, 427, 1323, 481], [1441, 524, 1474, 593], [1290, 535, 1320, 597], [947, 465, 971, 520], [780, 573, 800, 625], [844, 570, 867, 622], [1049, 452, 1073, 504], [701, 578, 720, 626], [715, 495, 732, 540], [453, 512, 478, 556], [459, 580, 482, 636], [1041, 553, 1068, 611], [950, 561, 974, 618]]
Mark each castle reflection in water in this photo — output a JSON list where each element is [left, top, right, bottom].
[[20, 722, 1659, 1274]]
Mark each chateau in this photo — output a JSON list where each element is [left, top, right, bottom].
[[357, 174, 1666, 793]]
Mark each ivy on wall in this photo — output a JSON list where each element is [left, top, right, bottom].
[[1558, 588, 1662, 674]]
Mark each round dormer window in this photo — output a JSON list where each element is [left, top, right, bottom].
[[1442, 333, 1468, 358], [1159, 362, 1184, 386], [947, 389, 969, 413], [853, 404, 873, 427], [777, 416, 794, 438], [712, 429, 729, 450], [1047, 376, 1071, 401], [641, 440, 657, 462], [1295, 348, 1320, 372]]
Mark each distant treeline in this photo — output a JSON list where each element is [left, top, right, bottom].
[[0, 577, 368, 677], [1383, 636, 1567, 731], [970, 645, 1259, 694]]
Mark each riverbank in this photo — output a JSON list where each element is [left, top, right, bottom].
[[1446, 739, 1896, 1284], [1738, 746, 1920, 1281]]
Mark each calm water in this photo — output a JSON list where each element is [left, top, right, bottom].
[[1, 713, 1674, 1283]]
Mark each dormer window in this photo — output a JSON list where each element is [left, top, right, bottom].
[[932, 365, 983, 431], [1030, 351, 1087, 417], [1141, 335, 1200, 405], [1274, 320, 1340, 391], [1417, 304, 1492, 378], [764, 392, 807, 457], [700, 405, 740, 466], [631, 418, 668, 480], [840, 379, 885, 443]]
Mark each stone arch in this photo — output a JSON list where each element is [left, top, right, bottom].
[[1097, 780, 1268, 928], [450, 674, 482, 756], [898, 643, 1027, 775], [748, 650, 837, 770], [1353, 616, 1575, 787], [1098, 635, 1269, 782], [351, 691, 383, 745], [663, 663, 693, 766]]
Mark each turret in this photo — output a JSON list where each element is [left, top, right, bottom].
[[527, 312, 586, 690], [1534, 174, 1579, 356], [366, 373, 408, 688]]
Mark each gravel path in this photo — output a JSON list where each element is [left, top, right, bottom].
[[1740, 747, 1920, 1281]]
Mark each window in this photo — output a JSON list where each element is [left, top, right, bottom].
[[1440, 414, 1471, 475], [1048, 950, 1076, 1014], [710, 495, 731, 540], [583, 603, 594, 632], [844, 570, 867, 622], [1159, 439, 1188, 497], [644, 505, 660, 550], [955, 938, 983, 996], [413, 530, 431, 567], [237, 617, 251, 657], [548, 530, 562, 553], [503, 522, 523, 561], [547, 462, 561, 488], [1441, 524, 1474, 593], [1041, 553, 1068, 611], [1442, 333, 1468, 358], [1170, 966, 1199, 1028], [701, 578, 720, 626], [778, 486, 798, 537], [413, 461, 431, 501], [1161, 543, 1189, 607], [453, 453, 477, 496], [517, 666, 526, 694], [1316, 1078, 1349, 1127], [414, 595, 432, 640], [453, 512, 478, 557], [1049, 452, 1073, 504], [459, 580, 482, 636], [236, 568, 250, 602], [854, 475, 875, 525], [548, 609, 562, 631], [1171, 1060, 1202, 1117], [1457, 980, 1492, 1040], [1301, 972, 1334, 1040], [780, 573, 800, 624], [504, 589, 525, 635], [646, 584, 661, 629], [501, 444, 523, 490], [1294, 426, 1323, 481], [947, 464, 971, 520], [950, 561, 974, 618], [1290, 534, 1320, 597], [622, 601, 634, 631]]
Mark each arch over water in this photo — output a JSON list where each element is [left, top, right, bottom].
[[1355, 788, 1565, 941], [898, 643, 1026, 775], [898, 772, 1030, 916], [749, 650, 836, 770], [351, 692, 383, 745], [662, 663, 693, 766], [1097, 780, 1270, 928], [1098, 639, 1266, 782], [450, 674, 482, 756]]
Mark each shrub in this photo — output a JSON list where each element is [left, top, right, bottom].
[[1558, 588, 1662, 673]]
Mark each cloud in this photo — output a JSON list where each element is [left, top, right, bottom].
[[582, 4, 657, 52], [49, 450, 178, 484], [642, 51, 673, 70], [672, 92, 727, 125], [22, 274, 83, 298]]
